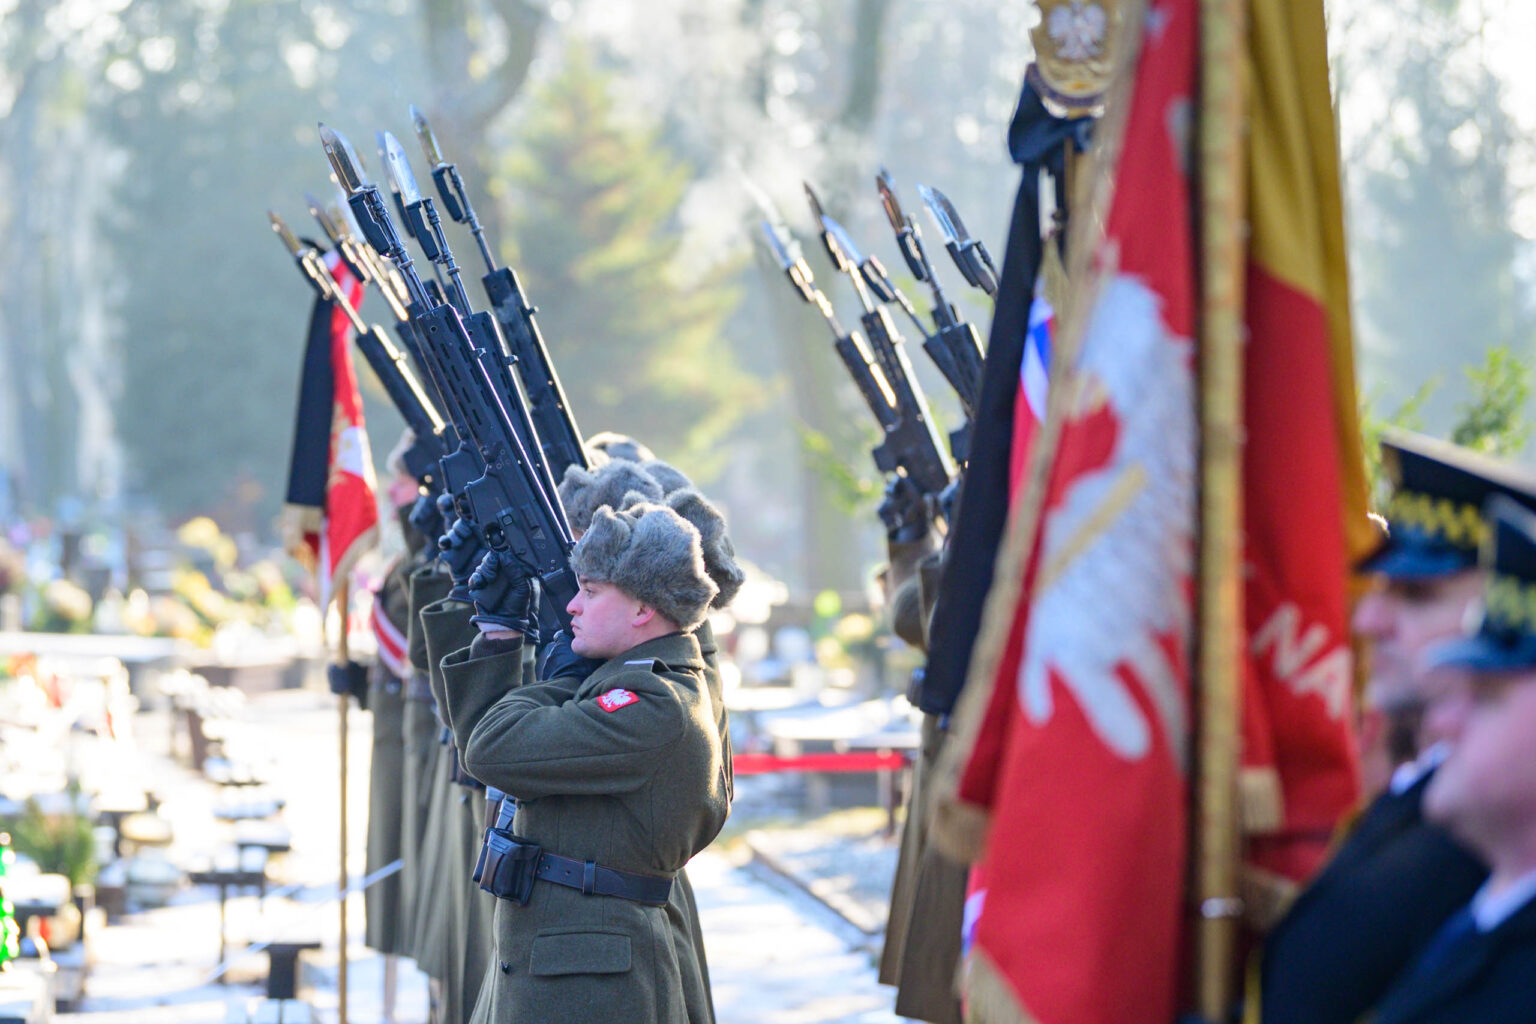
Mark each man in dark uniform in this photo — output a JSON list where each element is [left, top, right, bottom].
[[1257, 432, 1536, 1024], [1371, 495, 1536, 1023], [443, 500, 729, 1024]]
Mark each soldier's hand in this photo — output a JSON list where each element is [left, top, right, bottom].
[[467, 549, 539, 640], [438, 514, 487, 600], [409, 490, 445, 548], [878, 475, 930, 544]]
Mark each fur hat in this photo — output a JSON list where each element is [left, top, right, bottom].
[[569, 502, 718, 631], [558, 460, 665, 535], [386, 428, 417, 479], [650, 488, 744, 609], [585, 431, 656, 464], [639, 459, 693, 495]]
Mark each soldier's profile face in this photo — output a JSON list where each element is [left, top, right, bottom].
[[1353, 569, 1484, 709], [1425, 671, 1536, 853], [567, 577, 641, 660]]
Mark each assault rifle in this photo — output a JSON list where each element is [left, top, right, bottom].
[[760, 211, 950, 542], [304, 193, 448, 425], [410, 106, 588, 480], [803, 183, 954, 497], [268, 209, 447, 492], [377, 131, 566, 520], [322, 123, 579, 630], [875, 169, 984, 460]]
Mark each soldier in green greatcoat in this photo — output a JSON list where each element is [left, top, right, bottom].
[[442, 500, 729, 1024], [556, 461, 744, 1023], [363, 499, 423, 958]]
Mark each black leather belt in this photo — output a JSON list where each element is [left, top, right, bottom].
[[534, 852, 673, 907], [477, 829, 672, 907]]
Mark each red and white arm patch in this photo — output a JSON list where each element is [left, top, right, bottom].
[[595, 688, 640, 713]]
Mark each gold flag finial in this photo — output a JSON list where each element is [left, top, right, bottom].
[[1028, 0, 1125, 118]]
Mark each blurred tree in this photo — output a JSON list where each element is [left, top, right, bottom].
[[1450, 345, 1531, 456], [1360, 346, 1531, 503], [415, 0, 549, 246], [496, 47, 756, 473], [99, 0, 423, 525], [1346, 0, 1534, 431]]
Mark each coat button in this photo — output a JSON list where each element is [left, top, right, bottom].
[[500, 960, 511, 973]]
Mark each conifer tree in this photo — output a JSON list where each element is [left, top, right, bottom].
[[496, 47, 755, 472]]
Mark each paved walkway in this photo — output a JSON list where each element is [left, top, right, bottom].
[[54, 688, 905, 1023]]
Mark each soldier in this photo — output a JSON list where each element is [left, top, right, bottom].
[[550, 462, 743, 1024], [1370, 495, 1536, 1023], [363, 436, 431, 971], [442, 500, 729, 1023], [873, 475, 962, 1024], [1257, 432, 1536, 1024]]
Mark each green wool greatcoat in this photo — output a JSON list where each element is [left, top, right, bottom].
[[364, 555, 414, 955], [443, 630, 729, 1024], [399, 563, 452, 954], [412, 597, 480, 1004]]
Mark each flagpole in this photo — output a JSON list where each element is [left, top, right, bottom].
[[336, 578, 351, 1024], [1192, 0, 1248, 1015]]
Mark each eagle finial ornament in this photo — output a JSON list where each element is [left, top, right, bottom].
[[1028, 0, 1124, 118]]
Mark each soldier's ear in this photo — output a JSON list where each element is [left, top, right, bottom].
[[630, 601, 659, 629]]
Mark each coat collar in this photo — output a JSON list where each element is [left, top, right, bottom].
[[584, 632, 705, 689]]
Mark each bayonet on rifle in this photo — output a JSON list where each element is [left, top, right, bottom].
[[269, 208, 446, 480], [873, 171, 985, 448], [919, 184, 998, 296], [410, 105, 497, 272], [800, 185, 955, 496], [410, 103, 588, 478]]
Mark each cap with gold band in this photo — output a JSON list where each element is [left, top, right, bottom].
[[1360, 430, 1536, 580], [1427, 495, 1536, 672]]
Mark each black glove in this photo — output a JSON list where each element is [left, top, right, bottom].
[[468, 549, 540, 640], [537, 630, 604, 682], [327, 660, 370, 707], [878, 475, 931, 544], [438, 512, 487, 603], [409, 491, 445, 553]]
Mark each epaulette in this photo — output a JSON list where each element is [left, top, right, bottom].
[[623, 658, 664, 672]]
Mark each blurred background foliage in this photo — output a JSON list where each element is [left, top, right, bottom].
[[0, 0, 1533, 594]]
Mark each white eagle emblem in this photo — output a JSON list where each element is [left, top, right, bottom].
[[1048, 1, 1109, 61], [1017, 273, 1195, 765]]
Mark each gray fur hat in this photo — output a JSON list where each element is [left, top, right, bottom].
[[640, 459, 693, 495], [659, 488, 744, 609], [570, 502, 718, 631], [385, 428, 416, 478], [585, 431, 656, 464], [558, 460, 665, 535]]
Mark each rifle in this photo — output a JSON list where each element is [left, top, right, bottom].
[[759, 211, 951, 540], [268, 209, 447, 492], [803, 183, 954, 498], [875, 170, 985, 454], [919, 184, 998, 297], [410, 106, 588, 480], [322, 123, 579, 630], [377, 131, 566, 522], [307, 193, 451, 427]]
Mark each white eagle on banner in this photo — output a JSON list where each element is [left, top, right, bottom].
[[1017, 272, 1195, 765]]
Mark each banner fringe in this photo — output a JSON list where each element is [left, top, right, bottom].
[[963, 949, 1043, 1024], [1239, 766, 1285, 834]]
